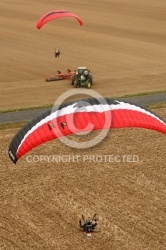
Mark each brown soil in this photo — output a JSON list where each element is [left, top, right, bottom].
[[0, 0, 166, 111], [0, 1, 166, 249]]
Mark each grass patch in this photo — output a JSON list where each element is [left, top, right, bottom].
[[146, 102, 166, 109], [0, 122, 27, 130], [0, 104, 52, 113], [116, 90, 166, 99]]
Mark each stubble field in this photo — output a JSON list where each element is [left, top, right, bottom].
[[0, 0, 166, 249]]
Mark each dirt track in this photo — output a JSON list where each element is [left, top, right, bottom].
[[0, 0, 166, 249]]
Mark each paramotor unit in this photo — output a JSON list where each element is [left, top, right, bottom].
[[55, 49, 60, 58], [79, 214, 98, 237], [36, 10, 83, 29], [8, 97, 166, 164]]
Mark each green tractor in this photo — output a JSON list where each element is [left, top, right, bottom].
[[71, 67, 93, 88]]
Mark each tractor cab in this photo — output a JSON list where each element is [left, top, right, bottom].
[[77, 67, 89, 76]]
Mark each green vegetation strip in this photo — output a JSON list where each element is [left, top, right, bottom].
[[145, 102, 166, 109], [0, 104, 53, 113], [114, 90, 166, 99], [0, 122, 27, 130]]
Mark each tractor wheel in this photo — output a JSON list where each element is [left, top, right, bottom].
[[71, 75, 76, 85], [86, 81, 92, 89], [74, 80, 79, 88], [88, 75, 93, 85], [86, 75, 93, 88]]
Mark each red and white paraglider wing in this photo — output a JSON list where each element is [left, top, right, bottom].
[[8, 98, 166, 164], [36, 10, 83, 29]]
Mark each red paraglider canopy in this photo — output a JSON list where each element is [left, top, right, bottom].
[[36, 10, 83, 29]]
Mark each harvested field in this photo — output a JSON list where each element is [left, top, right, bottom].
[[0, 0, 166, 249], [0, 0, 166, 110]]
